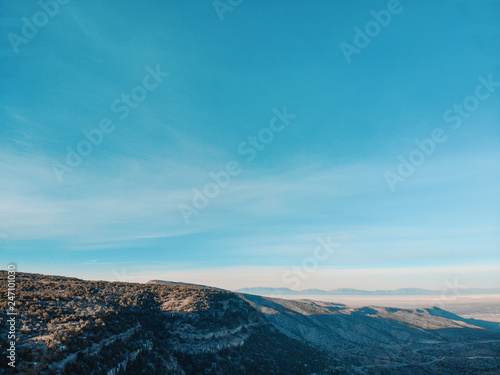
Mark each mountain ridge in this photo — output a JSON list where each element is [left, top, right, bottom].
[[235, 286, 500, 296], [2, 271, 499, 374]]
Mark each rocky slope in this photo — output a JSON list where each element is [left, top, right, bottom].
[[0, 272, 498, 374], [242, 294, 500, 373]]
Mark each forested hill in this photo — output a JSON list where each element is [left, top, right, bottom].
[[0, 272, 334, 374], [0, 272, 499, 374]]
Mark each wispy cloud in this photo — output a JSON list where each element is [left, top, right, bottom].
[[1, 0, 499, 290], [2, 147, 498, 272]]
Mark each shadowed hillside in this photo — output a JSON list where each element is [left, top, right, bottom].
[[1, 272, 499, 374]]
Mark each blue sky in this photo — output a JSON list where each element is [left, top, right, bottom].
[[1, 0, 499, 290]]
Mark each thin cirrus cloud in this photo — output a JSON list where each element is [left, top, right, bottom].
[[1, 0, 499, 289], [1, 147, 498, 262]]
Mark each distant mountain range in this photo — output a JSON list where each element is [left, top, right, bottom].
[[235, 287, 500, 296]]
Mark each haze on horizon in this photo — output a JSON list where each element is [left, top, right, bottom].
[[1, 0, 499, 291]]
